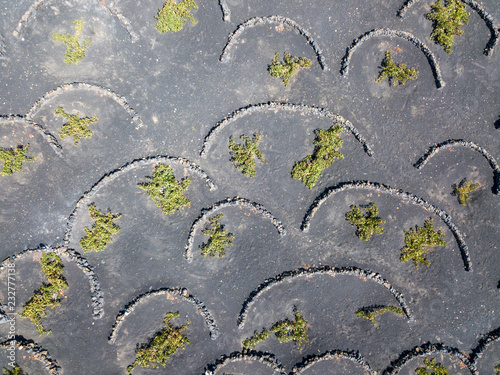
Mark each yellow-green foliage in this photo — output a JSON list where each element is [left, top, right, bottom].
[[346, 204, 386, 241], [52, 20, 91, 65], [242, 309, 309, 351], [229, 133, 267, 177], [291, 124, 344, 189], [0, 145, 35, 176], [416, 358, 449, 375], [269, 52, 312, 86], [455, 179, 481, 205], [55, 106, 98, 146], [19, 253, 68, 335], [495, 364, 500, 375], [201, 214, 234, 258], [2, 366, 24, 375], [138, 163, 191, 215], [80, 203, 121, 252], [376, 51, 418, 87], [154, 0, 198, 33], [356, 306, 404, 328], [127, 312, 190, 374], [426, 0, 469, 53], [400, 218, 447, 268]]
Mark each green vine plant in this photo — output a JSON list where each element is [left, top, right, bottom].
[[355, 306, 404, 328], [416, 358, 449, 375], [269, 52, 312, 86], [242, 308, 309, 351], [154, 0, 198, 33], [127, 312, 190, 374], [19, 253, 69, 335], [2, 366, 24, 375], [400, 218, 447, 268], [454, 179, 481, 205], [228, 133, 267, 177], [291, 124, 344, 189], [345, 203, 386, 241], [79, 203, 122, 252], [495, 364, 500, 375], [138, 163, 191, 215], [426, 0, 469, 53], [52, 19, 91, 65], [376, 51, 418, 87], [201, 214, 234, 258], [55, 106, 98, 146], [0, 145, 35, 176]]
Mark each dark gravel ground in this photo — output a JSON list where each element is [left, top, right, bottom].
[[0, 0, 498, 374]]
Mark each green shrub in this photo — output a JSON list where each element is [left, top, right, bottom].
[[455, 179, 481, 205], [80, 203, 121, 252], [356, 306, 404, 328], [19, 253, 68, 335], [346, 204, 386, 241], [242, 329, 270, 349], [0, 145, 35, 176], [291, 124, 344, 189], [2, 366, 24, 375], [138, 163, 191, 215], [52, 19, 91, 65], [127, 312, 190, 374], [426, 0, 469, 53], [269, 52, 312, 86], [55, 106, 98, 146], [154, 0, 198, 33], [495, 364, 500, 375], [201, 214, 234, 258], [376, 51, 418, 86], [229, 133, 267, 177], [416, 358, 449, 375], [400, 218, 446, 268]]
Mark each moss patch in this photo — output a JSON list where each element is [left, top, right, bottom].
[[154, 0, 198, 33], [127, 312, 190, 374], [400, 218, 447, 268], [55, 106, 98, 146], [455, 179, 481, 205], [426, 0, 469, 53], [52, 20, 91, 65], [269, 52, 312, 86], [229, 133, 267, 177], [356, 306, 404, 328], [243, 309, 309, 351], [19, 253, 68, 335], [138, 163, 191, 215], [376, 51, 418, 86], [346, 203, 385, 241], [0, 145, 35, 176], [416, 358, 449, 375], [201, 214, 234, 258], [80, 203, 121, 252], [2, 366, 24, 375], [291, 124, 344, 189]]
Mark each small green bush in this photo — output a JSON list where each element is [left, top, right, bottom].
[[154, 0, 198, 33], [138, 163, 191, 215], [400, 218, 447, 268], [242, 329, 270, 349], [2, 366, 24, 375], [376, 51, 418, 86], [455, 179, 481, 205], [80, 203, 121, 252], [346, 204, 386, 241], [269, 52, 312, 86], [356, 306, 404, 328], [416, 358, 449, 375], [426, 0, 469, 53], [201, 214, 234, 258], [495, 364, 500, 375], [55, 106, 98, 146], [291, 124, 344, 189], [229, 133, 267, 177], [52, 19, 91, 65], [0, 144, 35, 176], [19, 253, 68, 335], [127, 312, 190, 374]]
